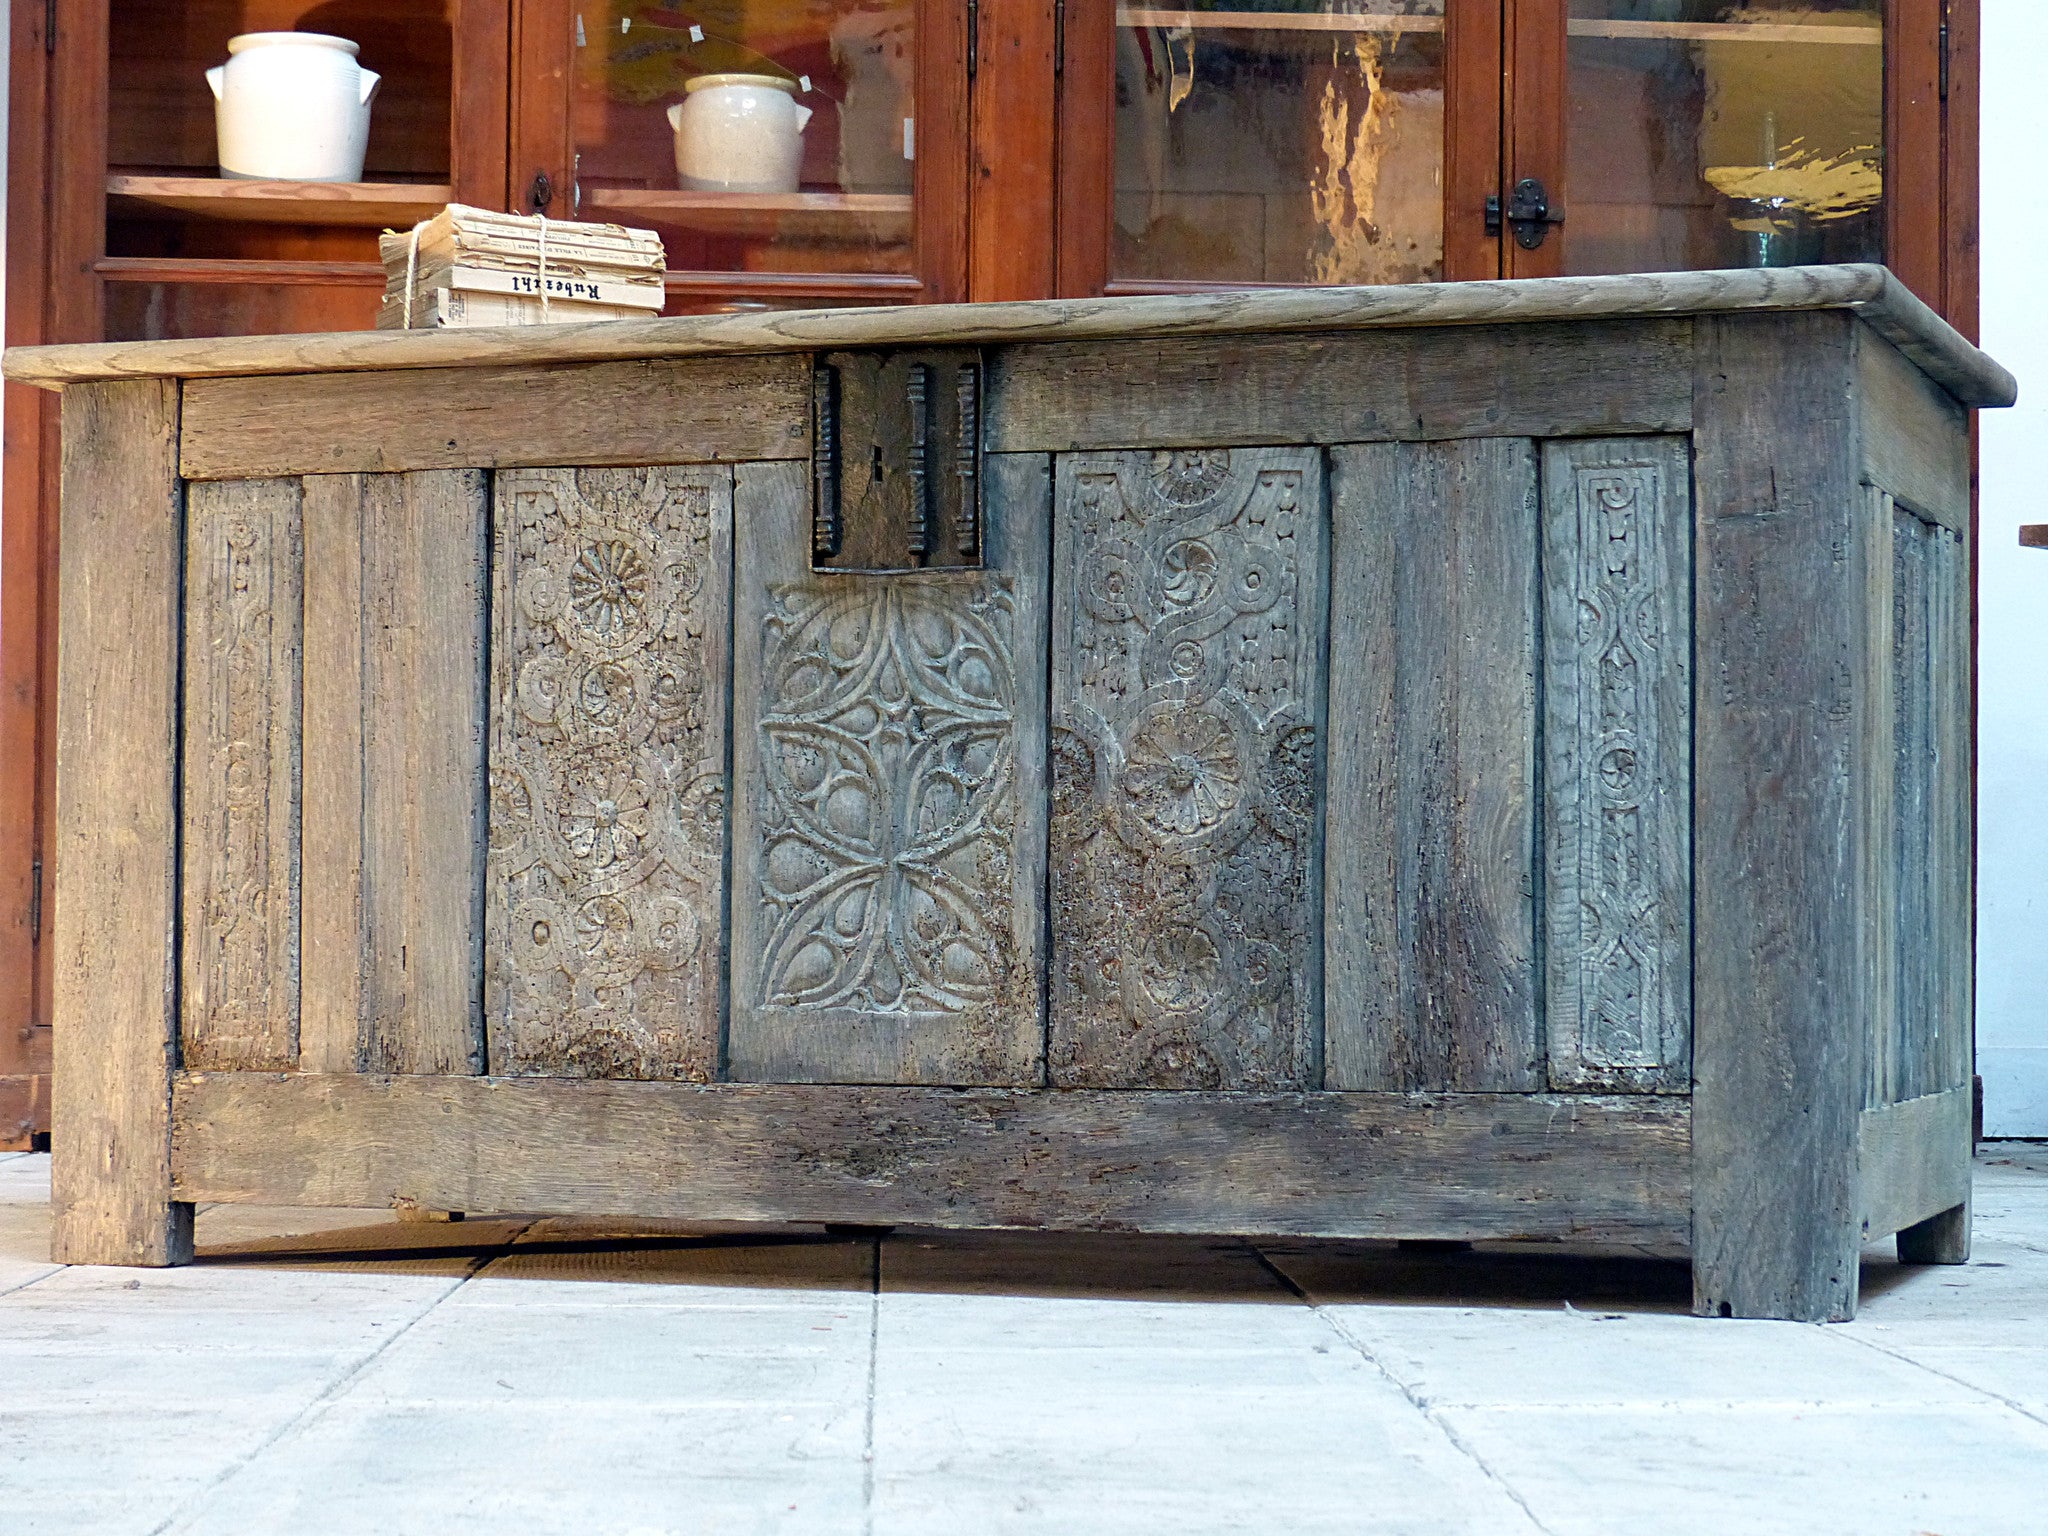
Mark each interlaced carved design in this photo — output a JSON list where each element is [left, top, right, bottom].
[[754, 580, 1019, 1019]]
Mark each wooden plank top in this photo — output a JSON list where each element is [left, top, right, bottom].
[[5, 264, 2017, 410]]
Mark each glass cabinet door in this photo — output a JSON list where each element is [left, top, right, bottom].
[[557, 0, 962, 307], [1560, 0, 1883, 275], [1107, 2, 1455, 288]]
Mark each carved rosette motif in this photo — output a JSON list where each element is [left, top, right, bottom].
[[754, 579, 1020, 1030], [1569, 468, 1664, 1068], [1052, 449, 1320, 1090], [488, 467, 726, 1079]]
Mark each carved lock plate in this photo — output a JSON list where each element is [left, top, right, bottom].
[[812, 348, 984, 573]]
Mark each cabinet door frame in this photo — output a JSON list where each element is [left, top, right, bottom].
[[1053, 0, 1507, 295], [513, 0, 970, 305]]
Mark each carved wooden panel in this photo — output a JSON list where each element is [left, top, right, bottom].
[[1324, 440, 1540, 1093], [1541, 438, 1692, 1092], [1048, 449, 1325, 1090], [728, 457, 1048, 1086], [181, 478, 302, 1071], [485, 467, 731, 1081]]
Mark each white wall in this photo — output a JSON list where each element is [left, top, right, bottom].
[[1977, 0, 2048, 1135]]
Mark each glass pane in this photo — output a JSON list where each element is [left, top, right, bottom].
[[572, 1, 916, 283], [1564, 1, 1883, 275], [1113, 2, 1447, 286]]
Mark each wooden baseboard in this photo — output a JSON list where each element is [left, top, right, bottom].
[[1859, 1087, 1973, 1241], [171, 1073, 1692, 1244], [0, 1073, 50, 1149]]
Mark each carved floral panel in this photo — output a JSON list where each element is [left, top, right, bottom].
[[1542, 439, 1691, 1091], [487, 467, 729, 1079], [1050, 448, 1325, 1090]]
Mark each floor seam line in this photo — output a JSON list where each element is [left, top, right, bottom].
[[0, 1267, 65, 1302], [862, 1236, 881, 1536], [1248, 1244, 1561, 1536], [147, 1219, 540, 1536], [1835, 1326, 2048, 1432]]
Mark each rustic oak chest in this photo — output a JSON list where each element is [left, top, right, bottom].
[[7, 265, 2013, 1320]]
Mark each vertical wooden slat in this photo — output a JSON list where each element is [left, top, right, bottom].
[[50, 377, 193, 1266], [1932, 518, 1972, 1099], [485, 467, 732, 1081], [1892, 504, 1932, 1105], [1691, 311, 1867, 1321], [1444, 0, 1506, 281], [452, 0, 513, 212], [300, 473, 367, 1074], [1541, 437, 1691, 1093], [728, 455, 1049, 1085], [970, 0, 1058, 301], [1861, 489, 1900, 1114], [1885, 0, 1946, 308], [1325, 438, 1541, 1092], [1048, 448, 1326, 1091], [181, 478, 302, 1071], [299, 471, 488, 1078]]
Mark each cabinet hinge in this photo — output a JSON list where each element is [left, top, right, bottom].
[[1939, 4, 1951, 103], [44, 0, 55, 55], [29, 859, 41, 944], [967, 0, 979, 78]]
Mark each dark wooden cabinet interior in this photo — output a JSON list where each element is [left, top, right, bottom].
[[0, 0, 1984, 1144]]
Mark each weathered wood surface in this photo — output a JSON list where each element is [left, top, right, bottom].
[[727, 456, 1050, 1085], [51, 378, 194, 1266], [1856, 328, 1971, 535], [299, 472, 488, 1076], [1324, 440, 1540, 1093], [1858, 1087, 1971, 1251], [485, 467, 732, 1081], [1049, 449, 1325, 1090], [177, 355, 810, 480], [181, 478, 303, 1072], [7, 265, 2014, 409], [988, 321, 1692, 452], [1690, 312, 1867, 1322], [1540, 438, 1692, 1093], [172, 1072, 1694, 1244]]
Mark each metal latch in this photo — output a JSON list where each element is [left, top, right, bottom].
[[812, 349, 984, 573], [1485, 178, 1566, 250]]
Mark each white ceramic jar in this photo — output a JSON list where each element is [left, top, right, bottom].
[[667, 74, 812, 195], [208, 33, 381, 183]]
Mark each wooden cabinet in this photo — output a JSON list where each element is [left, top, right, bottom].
[[9, 268, 2012, 1316], [0, 1, 1983, 1145]]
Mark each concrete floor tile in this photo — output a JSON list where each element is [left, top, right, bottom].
[[163, 1399, 869, 1536], [1439, 1401, 2048, 1536]]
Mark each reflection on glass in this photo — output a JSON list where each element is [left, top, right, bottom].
[[1564, 1, 1882, 275], [572, 1, 916, 282], [1114, 2, 1446, 285]]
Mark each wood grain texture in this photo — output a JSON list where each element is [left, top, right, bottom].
[[1541, 439, 1691, 1093], [5, 266, 2014, 410], [1325, 439, 1541, 1093], [180, 478, 302, 1072], [727, 456, 1049, 1085], [177, 355, 811, 481], [1858, 1087, 1971, 1251], [171, 1072, 1693, 1245], [987, 321, 1692, 452], [1049, 449, 1325, 1090], [1690, 312, 1867, 1322], [485, 467, 731, 1081], [50, 378, 193, 1266], [298, 472, 488, 1077], [1857, 328, 1970, 535]]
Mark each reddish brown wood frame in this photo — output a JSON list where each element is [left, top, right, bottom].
[[0, 0, 1989, 1146]]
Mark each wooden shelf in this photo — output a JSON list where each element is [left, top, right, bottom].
[[1568, 19, 1880, 46], [583, 188, 914, 243], [105, 175, 454, 228], [1117, 8, 1443, 32], [95, 257, 387, 287]]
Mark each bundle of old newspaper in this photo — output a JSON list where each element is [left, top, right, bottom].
[[376, 204, 667, 330]]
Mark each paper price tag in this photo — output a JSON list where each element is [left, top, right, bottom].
[[689, 24, 703, 41]]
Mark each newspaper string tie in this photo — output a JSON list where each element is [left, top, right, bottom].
[[536, 214, 550, 320], [403, 220, 422, 330]]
